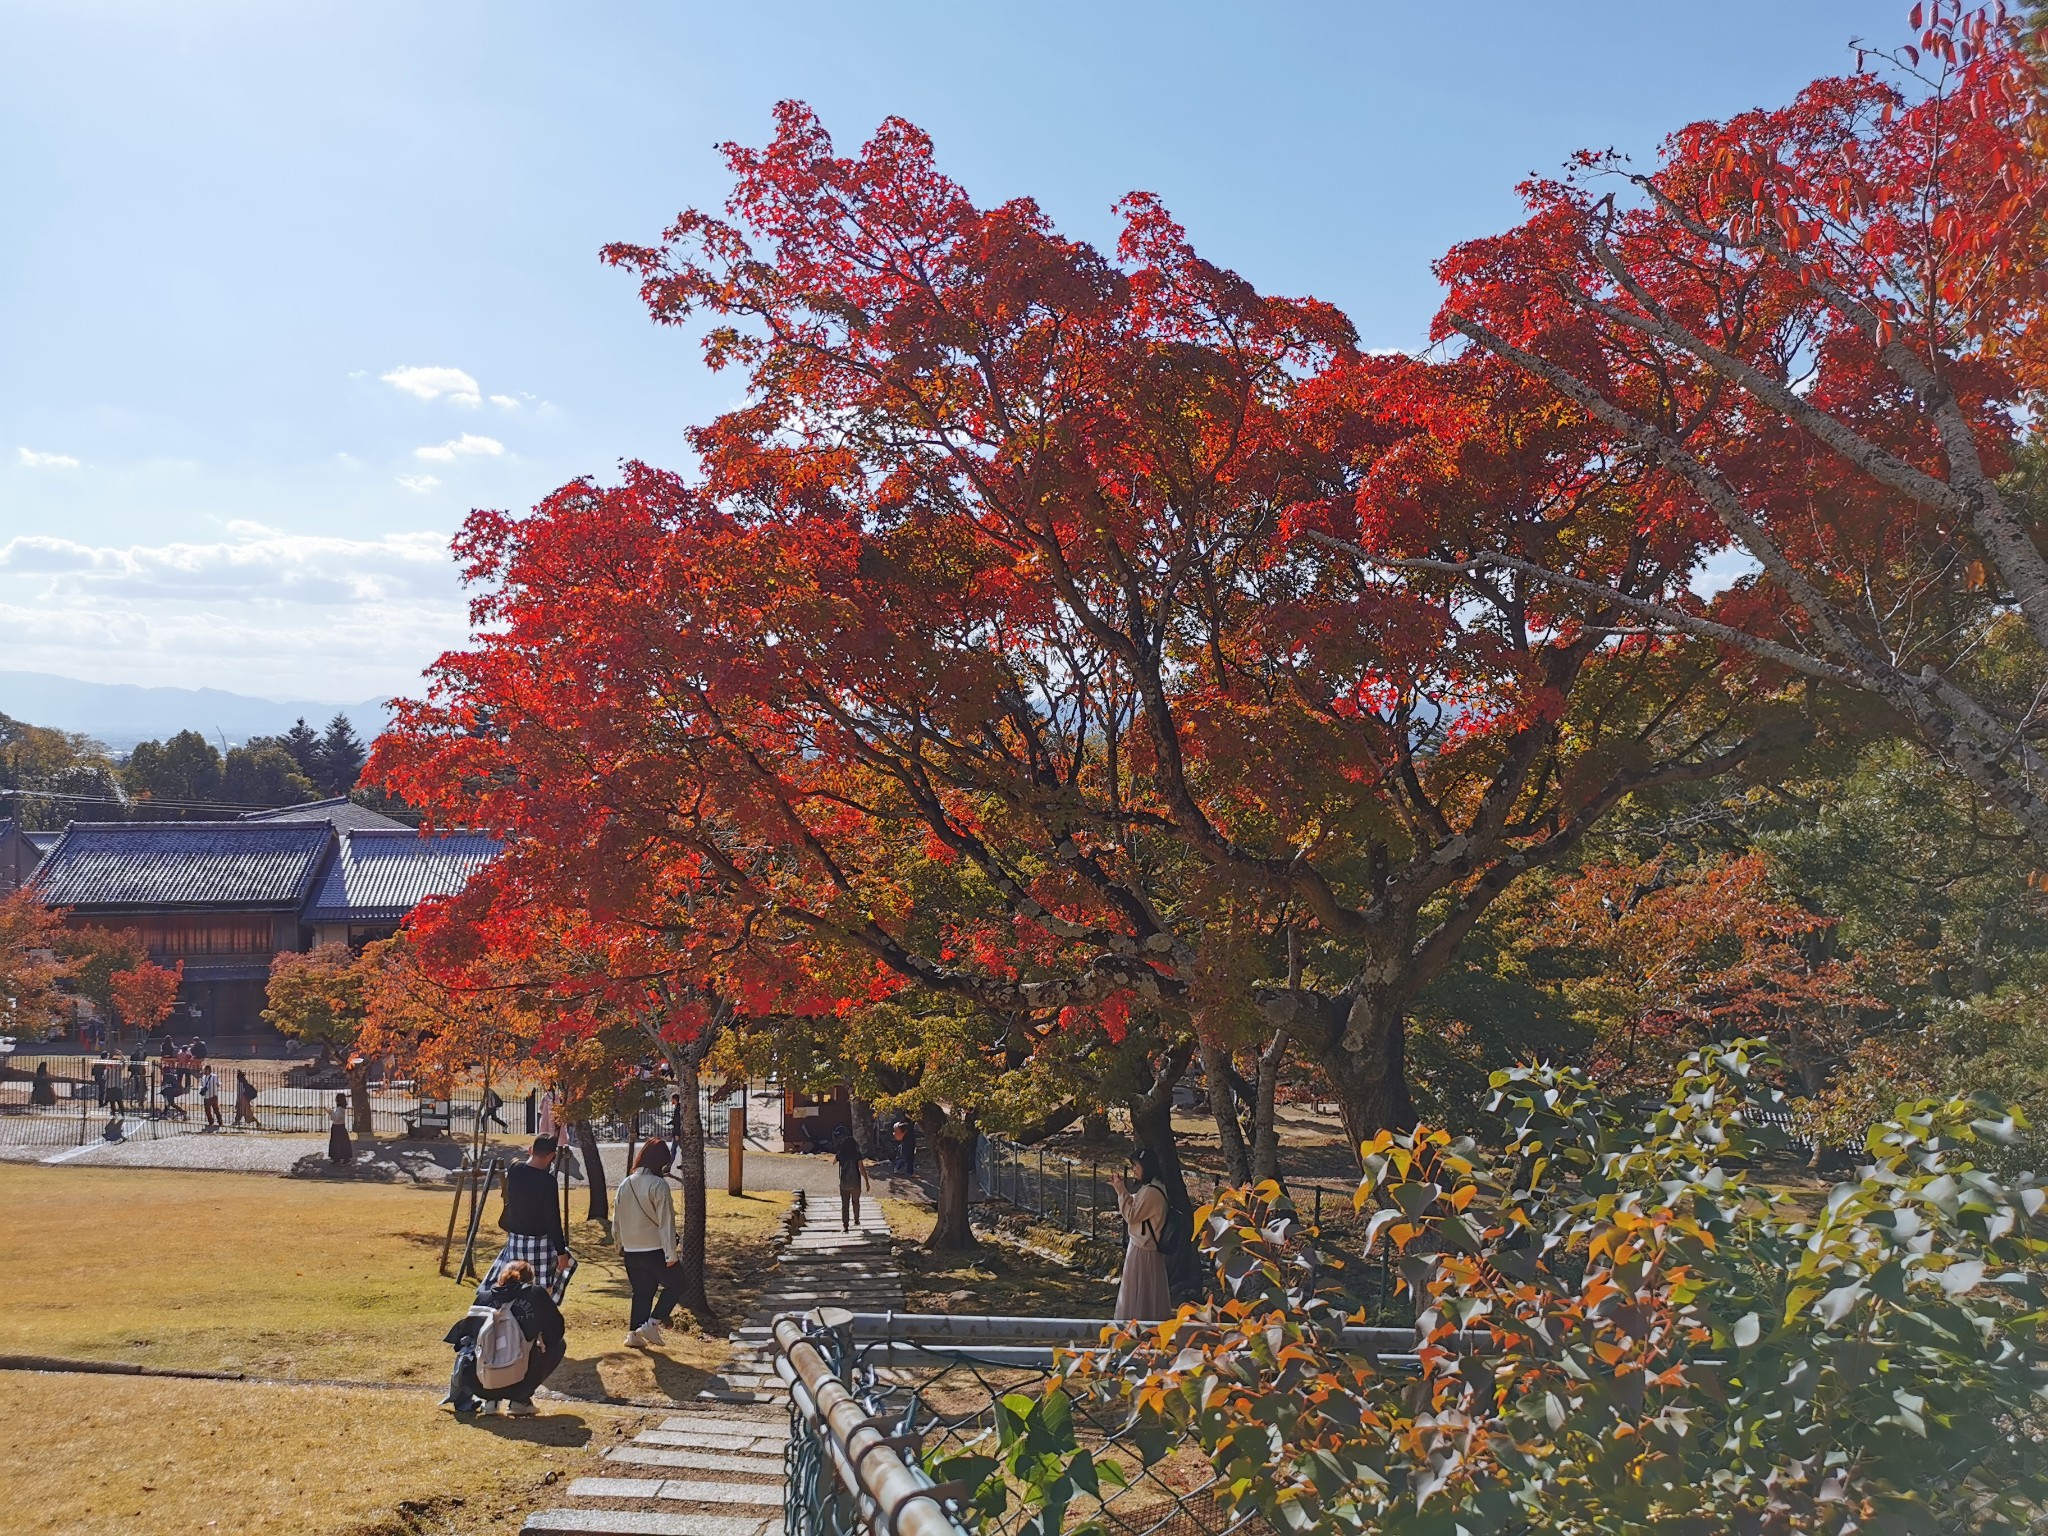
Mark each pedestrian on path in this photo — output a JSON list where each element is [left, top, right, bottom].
[[831, 1127, 871, 1232], [30, 1062, 56, 1107], [616, 1138, 684, 1348], [328, 1092, 354, 1165], [234, 1070, 258, 1126], [1110, 1147, 1172, 1322], [890, 1118, 918, 1175], [535, 1088, 557, 1140], [478, 1134, 578, 1303], [198, 1066, 223, 1129], [96, 1059, 124, 1114], [481, 1086, 509, 1132]]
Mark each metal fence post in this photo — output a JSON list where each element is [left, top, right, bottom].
[[1089, 1157, 1099, 1239], [1037, 1147, 1045, 1219], [1064, 1159, 1074, 1232]]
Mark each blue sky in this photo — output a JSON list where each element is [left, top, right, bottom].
[[1, 0, 1893, 702]]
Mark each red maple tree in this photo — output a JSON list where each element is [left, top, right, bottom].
[[1426, 4, 2048, 844], [376, 103, 1792, 1176]]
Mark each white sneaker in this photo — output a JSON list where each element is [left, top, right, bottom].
[[504, 1400, 538, 1417], [638, 1319, 668, 1346], [625, 1328, 649, 1350]]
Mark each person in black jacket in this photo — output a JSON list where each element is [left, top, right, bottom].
[[476, 1135, 577, 1303], [441, 1259, 568, 1417]]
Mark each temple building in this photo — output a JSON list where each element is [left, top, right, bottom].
[[27, 801, 499, 1039]]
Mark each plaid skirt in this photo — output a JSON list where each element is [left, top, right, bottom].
[[478, 1233, 578, 1304]]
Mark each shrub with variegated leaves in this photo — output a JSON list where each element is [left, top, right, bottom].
[[1054, 1040, 2048, 1536]]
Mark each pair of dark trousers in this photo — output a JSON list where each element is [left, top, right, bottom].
[[450, 1336, 565, 1410], [840, 1181, 863, 1229], [623, 1248, 683, 1328]]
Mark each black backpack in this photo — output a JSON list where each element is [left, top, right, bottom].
[[1149, 1190, 1188, 1258]]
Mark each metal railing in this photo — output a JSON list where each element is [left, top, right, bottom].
[[776, 1310, 1322, 1536]]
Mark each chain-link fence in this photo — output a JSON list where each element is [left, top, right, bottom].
[[974, 1134, 1404, 1321]]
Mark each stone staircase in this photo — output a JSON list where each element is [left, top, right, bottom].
[[521, 1406, 787, 1536], [699, 1192, 902, 1404], [520, 1191, 907, 1535]]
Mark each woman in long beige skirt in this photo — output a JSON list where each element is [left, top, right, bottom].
[[1110, 1147, 1173, 1321]]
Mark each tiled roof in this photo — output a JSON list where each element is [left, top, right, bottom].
[[31, 821, 334, 910], [240, 796, 410, 832], [23, 831, 58, 853], [302, 828, 501, 924]]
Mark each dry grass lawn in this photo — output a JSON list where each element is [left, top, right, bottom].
[[0, 1162, 788, 1403], [0, 1371, 645, 1535]]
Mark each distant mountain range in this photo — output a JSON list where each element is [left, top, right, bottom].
[[0, 671, 392, 752]]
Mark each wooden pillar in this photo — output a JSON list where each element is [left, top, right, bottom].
[[728, 1105, 745, 1196]]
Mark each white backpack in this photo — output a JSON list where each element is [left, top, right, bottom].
[[470, 1303, 532, 1390]]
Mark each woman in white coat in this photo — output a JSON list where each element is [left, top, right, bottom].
[[1109, 1147, 1173, 1321], [615, 1138, 683, 1348]]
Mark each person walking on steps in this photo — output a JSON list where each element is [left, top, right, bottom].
[[1110, 1147, 1173, 1322], [616, 1138, 684, 1349], [328, 1093, 354, 1165], [478, 1134, 578, 1303], [831, 1127, 871, 1232]]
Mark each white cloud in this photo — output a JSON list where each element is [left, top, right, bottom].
[[0, 525, 468, 700], [18, 447, 80, 469], [381, 365, 481, 406], [413, 433, 503, 462], [0, 528, 455, 603], [489, 394, 519, 409], [396, 473, 441, 493]]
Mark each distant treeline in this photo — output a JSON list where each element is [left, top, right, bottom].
[[0, 709, 403, 825]]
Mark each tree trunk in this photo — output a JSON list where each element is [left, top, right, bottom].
[[573, 1119, 609, 1227], [670, 1047, 715, 1321], [1200, 1040, 1253, 1186], [1313, 995, 1416, 1171], [347, 1059, 374, 1136], [922, 1106, 979, 1251], [1080, 1110, 1112, 1144], [850, 1092, 880, 1158], [1249, 1024, 1290, 1186]]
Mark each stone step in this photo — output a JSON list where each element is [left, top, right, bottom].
[[522, 1512, 770, 1536], [658, 1411, 786, 1435], [606, 1446, 785, 1476], [567, 1478, 783, 1508], [635, 1429, 783, 1454]]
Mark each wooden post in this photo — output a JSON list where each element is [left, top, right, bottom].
[[438, 1160, 470, 1277], [728, 1105, 745, 1196]]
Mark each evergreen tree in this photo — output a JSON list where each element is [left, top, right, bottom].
[[314, 713, 367, 797], [278, 717, 321, 784]]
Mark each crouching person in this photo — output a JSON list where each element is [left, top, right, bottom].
[[441, 1259, 566, 1417]]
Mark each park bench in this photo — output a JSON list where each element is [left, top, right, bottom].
[[404, 1098, 452, 1139]]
